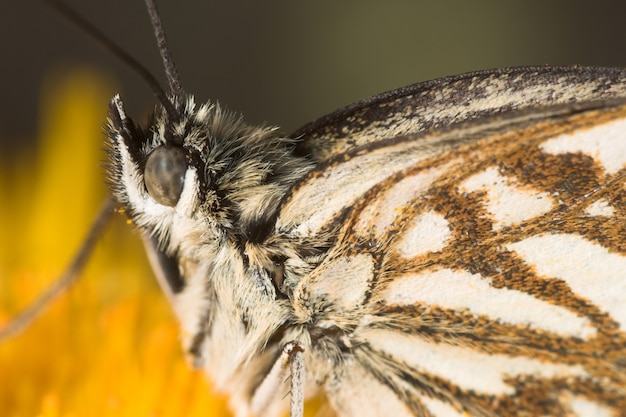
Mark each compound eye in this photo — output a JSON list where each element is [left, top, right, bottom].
[[144, 146, 187, 206]]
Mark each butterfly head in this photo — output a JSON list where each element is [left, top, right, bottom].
[[105, 91, 315, 374], [106, 94, 312, 264]]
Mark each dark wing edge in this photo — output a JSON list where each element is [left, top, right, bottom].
[[292, 65, 626, 162]]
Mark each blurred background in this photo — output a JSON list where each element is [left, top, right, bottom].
[[2, 1, 626, 152]]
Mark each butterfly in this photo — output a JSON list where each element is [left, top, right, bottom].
[[4, 1, 626, 416]]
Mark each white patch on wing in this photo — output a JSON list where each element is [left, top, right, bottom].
[[419, 394, 466, 417], [541, 116, 626, 174], [383, 268, 596, 339], [461, 167, 553, 229], [363, 329, 588, 396], [309, 253, 374, 311], [277, 137, 453, 237], [327, 359, 414, 417], [396, 211, 451, 258], [508, 233, 626, 330], [568, 396, 613, 417], [584, 199, 615, 217], [354, 163, 454, 237]]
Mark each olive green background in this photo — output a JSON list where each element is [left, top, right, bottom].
[[2, 1, 626, 150]]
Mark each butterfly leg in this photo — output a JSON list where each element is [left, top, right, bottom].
[[250, 341, 305, 417], [287, 342, 305, 417]]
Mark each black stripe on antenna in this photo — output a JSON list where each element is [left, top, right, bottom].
[[144, 0, 185, 104]]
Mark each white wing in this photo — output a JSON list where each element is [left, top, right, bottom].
[[276, 100, 626, 416]]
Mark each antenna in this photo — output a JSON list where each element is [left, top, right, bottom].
[[0, 200, 115, 341], [44, 0, 181, 122], [2, 0, 190, 341], [144, 0, 185, 104]]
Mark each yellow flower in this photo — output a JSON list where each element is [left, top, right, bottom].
[[0, 70, 229, 417]]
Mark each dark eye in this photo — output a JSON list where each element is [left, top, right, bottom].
[[144, 146, 187, 206]]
